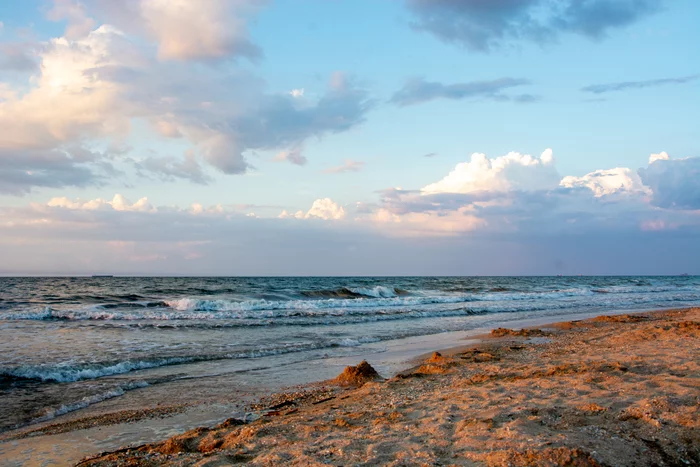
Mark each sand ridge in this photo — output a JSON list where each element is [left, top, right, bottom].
[[79, 308, 699, 466]]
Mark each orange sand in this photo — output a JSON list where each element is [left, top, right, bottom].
[[78, 308, 699, 466]]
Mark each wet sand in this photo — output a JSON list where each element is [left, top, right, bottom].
[[2, 308, 698, 466]]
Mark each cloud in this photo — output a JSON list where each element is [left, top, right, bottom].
[[0, 21, 373, 193], [47, 0, 96, 39], [0, 42, 39, 72], [323, 159, 365, 174], [560, 168, 650, 197], [363, 150, 700, 239], [54, 0, 266, 62], [135, 152, 212, 184], [279, 198, 346, 220], [422, 148, 557, 194], [423, 152, 438, 158], [137, 0, 264, 61], [289, 88, 304, 98], [638, 154, 700, 209], [273, 148, 308, 166], [390, 77, 532, 106], [406, 0, 661, 52], [581, 74, 700, 94], [0, 147, 114, 195], [3, 158, 700, 275], [47, 193, 153, 211]]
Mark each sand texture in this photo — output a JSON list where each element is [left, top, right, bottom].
[[79, 308, 699, 466]]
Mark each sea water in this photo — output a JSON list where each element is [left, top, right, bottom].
[[1, 276, 699, 432]]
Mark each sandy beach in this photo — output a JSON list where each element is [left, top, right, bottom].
[[34, 306, 693, 466]]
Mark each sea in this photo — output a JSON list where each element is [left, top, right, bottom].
[[1, 275, 699, 433]]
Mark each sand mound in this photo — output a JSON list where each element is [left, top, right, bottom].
[[333, 360, 382, 386], [426, 351, 446, 363]]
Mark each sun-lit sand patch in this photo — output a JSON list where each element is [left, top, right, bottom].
[[76, 308, 699, 466]]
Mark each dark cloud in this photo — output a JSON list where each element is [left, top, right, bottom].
[[581, 74, 699, 94], [639, 157, 700, 209], [0, 147, 110, 195], [390, 77, 532, 106], [407, 0, 661, 52]]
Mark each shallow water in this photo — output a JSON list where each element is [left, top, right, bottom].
[[1, 276, 699, 432]]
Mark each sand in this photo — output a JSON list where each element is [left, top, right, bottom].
[[74, 307, 699, 466]]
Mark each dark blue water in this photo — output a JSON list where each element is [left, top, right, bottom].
[[1, 276, 699, 432]]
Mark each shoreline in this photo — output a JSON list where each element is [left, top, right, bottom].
[[1, 307, 698, 466]]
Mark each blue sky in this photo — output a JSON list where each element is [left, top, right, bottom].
[[0, 0, 698, 275]]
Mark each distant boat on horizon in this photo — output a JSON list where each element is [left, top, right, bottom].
[[91, 275, 114, 278]]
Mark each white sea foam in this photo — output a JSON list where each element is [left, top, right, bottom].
[[32, 381, 149, 424], [346, 286, 398, 298]]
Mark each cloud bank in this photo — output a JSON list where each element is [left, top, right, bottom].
[[3, 150, 699, 274]]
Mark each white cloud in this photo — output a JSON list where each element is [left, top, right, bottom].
[[46, 194, 153, 212], [289, 88, 304, 98], [279, 198, 346, 220], [422, 148, 558, 194], [649, 151, 670, 164], [560, 167, 650, 197], [306, 198, 345, 220]]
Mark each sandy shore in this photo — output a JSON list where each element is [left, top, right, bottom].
[[70, 307, 699, 466]]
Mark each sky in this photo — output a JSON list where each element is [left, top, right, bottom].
[[0, 0, 698, 276]]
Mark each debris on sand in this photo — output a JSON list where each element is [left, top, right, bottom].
[[491, 327, 551, 337]]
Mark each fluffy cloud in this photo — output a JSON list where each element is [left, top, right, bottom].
[[559, 168, 650, 197], [638, 154, 700, 209], [407, 0, 661, 52], [0, 18, 373, 193], [364, 150, 700, 238], [422, 149, 557, 194], [46, 194, 153, 211], [390, 77, 535, 106], [279, 198, 346, 220]]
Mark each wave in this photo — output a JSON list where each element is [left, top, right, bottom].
[[31, 381, 149, 425], [0, 336, 383, 383], [300, 286, 407, 299], [2, 282, 698, 323]]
